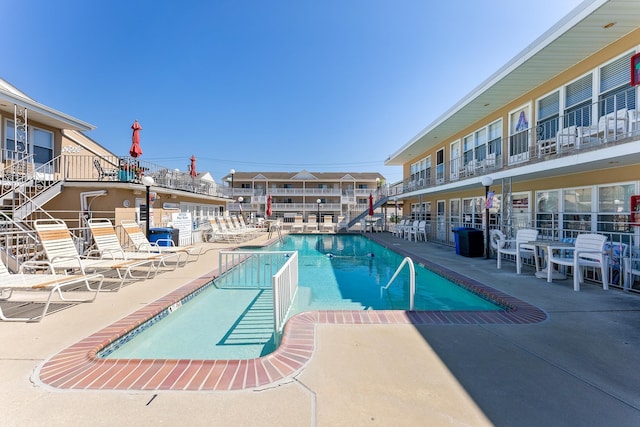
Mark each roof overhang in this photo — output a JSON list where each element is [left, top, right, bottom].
[[386, 0, 640, 165], [0, 83, 95, 132]]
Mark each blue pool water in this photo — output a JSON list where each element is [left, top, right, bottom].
[[102, 234, 500, 360]]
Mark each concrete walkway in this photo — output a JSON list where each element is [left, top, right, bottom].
[[1, 232, 639, 426]]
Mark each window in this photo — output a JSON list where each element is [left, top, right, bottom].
[[597, 183, 634, 234], [535, 190, 560, 238], [474, 128, 487, 162], [5, 120, 53, 166], [564, 74, 593, 127], [463, 134, 474, 166], [599, 52, 636, 115], [436, 149, 444, 183], [509, 107, 530, 160], [462, 197, 483, 227], [33, 128, 53, 165], [537, 91, 559, 140], [410, 156, 430, 186], [563, 187, 592, 232], [487, 120, 502, 156]]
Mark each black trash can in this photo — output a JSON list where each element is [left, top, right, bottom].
[[453, 227, 484, 257], [149, 227, 178, 247]]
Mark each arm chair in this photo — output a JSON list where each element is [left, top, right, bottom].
[[547, 233, 608, 291], [496, 228, 539, 274]]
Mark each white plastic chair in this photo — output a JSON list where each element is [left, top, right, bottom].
[[547, 233, 608, 291], [496, 229, 539, 274]]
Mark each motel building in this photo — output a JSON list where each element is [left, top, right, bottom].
[[220, 170, 387, 229], [0, 78, 230, 264], [384, 0, 640, 292]]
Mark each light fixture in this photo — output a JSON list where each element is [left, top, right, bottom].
[[481, 176, 493, 259], [317, 199, 322, 231]]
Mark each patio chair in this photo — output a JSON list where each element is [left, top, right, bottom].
[[88, 218, 181, 272], [392, 219, 407, 238], [0, 258, 104, 322], [34, 219, 155, 291], [321, 215, 335, 233], [555, 125, 578, 149], [290, 215, 304, 233], [93, 158, 118, 181], [580, 108, 628, 143], [305, 214, 318, 232], [547, 233, 608, 291], [221, 216, 253, 241], [120, 220, 203, 263], [496, 228, 539, 274], [405, 220, 419, 241]]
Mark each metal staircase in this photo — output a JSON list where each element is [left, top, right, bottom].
[[0, 156, 62, 271], [346, 195, 389, 229]]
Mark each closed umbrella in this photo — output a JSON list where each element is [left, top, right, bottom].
[[266, 194, 272, 217], [189, 155, 197, 178], [129, 120, 143, 158], [368, 193, 374, 216]]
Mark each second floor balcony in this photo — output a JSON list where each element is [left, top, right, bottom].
[[401, 94, 639, 195]]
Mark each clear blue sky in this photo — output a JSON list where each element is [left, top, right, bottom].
[[2, 0, 583, 184]]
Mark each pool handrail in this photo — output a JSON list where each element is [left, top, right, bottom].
[[381, 257, 416, 310]]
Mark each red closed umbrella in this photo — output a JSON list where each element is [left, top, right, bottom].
[[368, 193, 374, 216], [189, 155, 197, 178], [266, 194, 273, 217], [129, 120, 143, 158]]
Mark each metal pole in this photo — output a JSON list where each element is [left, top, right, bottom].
[[146, 184, 151, 240], [485, 185, 490, 259]]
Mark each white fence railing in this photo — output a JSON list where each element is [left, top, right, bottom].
[[273, 251, 299, 339], [217, 250, 299, 344]]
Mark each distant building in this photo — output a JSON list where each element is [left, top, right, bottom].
[[221, 170, 386, 224]]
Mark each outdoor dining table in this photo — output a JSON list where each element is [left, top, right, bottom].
[[529, 240, 575, 280]]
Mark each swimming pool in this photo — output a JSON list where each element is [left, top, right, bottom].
[[101, 234, 501, 360]]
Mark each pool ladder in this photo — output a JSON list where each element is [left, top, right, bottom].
[[380, 257, 416, 310]]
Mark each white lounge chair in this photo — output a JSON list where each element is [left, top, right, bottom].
[[120, 220, 203, 263], [0, 258, 104, 322], [547, 233, 608, 291], [88, 218, 181, 271], [305, 214, 318, 232], [34, 219, 154, 291], [321, 215, 335, 233], [496, 228, 539, 274], [290, 215, 304, 233]]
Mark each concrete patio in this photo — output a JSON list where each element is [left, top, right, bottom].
[[1, 232, 639, 426]]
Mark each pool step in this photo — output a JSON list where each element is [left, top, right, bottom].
[[217, 289, 275, 346]]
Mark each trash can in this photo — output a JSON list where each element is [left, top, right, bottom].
[[149, 227, 177, 247], [452, 227, 470, 255], [453, 227, 484, 257]]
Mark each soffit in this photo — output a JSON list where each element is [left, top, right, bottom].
[[386, 0, 640, 165]]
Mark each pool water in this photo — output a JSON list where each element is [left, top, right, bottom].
[[102, 234, 500, 360]]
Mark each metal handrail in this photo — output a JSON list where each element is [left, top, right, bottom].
[[381, 256, 416, 310]]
